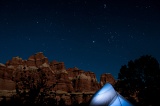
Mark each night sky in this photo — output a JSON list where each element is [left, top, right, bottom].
[[0, 0, 160, 80]]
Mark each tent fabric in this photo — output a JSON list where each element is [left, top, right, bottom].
[[89, 83, 133, 106]]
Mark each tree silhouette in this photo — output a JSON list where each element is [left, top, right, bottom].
[[115, 55, 160, 106], [14, 68, 55, 105]]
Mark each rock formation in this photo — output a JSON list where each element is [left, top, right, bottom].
[[0, 52, 116, 105], [100, 73, 116, 86]]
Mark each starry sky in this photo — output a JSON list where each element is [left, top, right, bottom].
[[0, 0, 160, 81]]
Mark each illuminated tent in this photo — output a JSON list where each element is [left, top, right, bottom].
[[89, 83, 133, 106]]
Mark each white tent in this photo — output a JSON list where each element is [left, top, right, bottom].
[[89, 83, 133, 106]]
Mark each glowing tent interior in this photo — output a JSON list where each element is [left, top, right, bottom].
[[89, 83, 133, 106]]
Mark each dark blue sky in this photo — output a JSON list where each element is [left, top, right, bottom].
[[0, 0, 160, 80]]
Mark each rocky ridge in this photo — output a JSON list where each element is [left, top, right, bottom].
[[0, 52, 116, 105]]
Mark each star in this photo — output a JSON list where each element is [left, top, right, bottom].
[[104, 4, 107, 8]]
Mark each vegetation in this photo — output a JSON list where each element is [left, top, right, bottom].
[[0, 68, 57, 105], [115, 55, 160, 106], [0, 68, 89, 106], [15, 68, 51, 105]]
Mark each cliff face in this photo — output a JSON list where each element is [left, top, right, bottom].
[[100, 73, 116, 86], [0, 52, 116, 105]]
